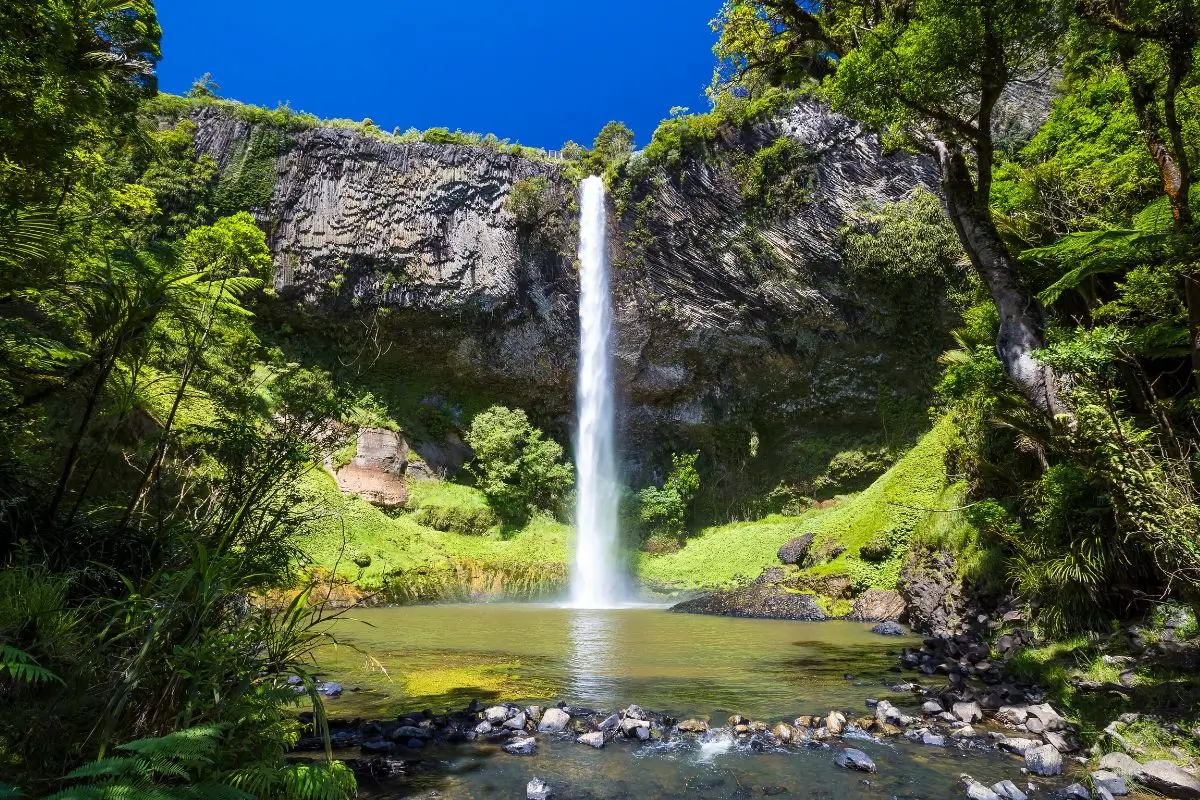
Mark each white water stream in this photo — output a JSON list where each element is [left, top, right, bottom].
[[570, 176, 623, 608]]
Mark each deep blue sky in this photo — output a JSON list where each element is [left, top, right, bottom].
[[156, 2, 722, 150]]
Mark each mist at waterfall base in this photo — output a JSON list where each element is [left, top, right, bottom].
[[569, 176, 626, 609]]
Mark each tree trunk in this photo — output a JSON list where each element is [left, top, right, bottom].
[[935, 141, 1071, 418]]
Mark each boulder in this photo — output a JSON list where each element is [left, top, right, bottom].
[[1090, 771, 1127, 797], [620, 718, 651, 740], [995, 706, 1029, 726], [473, 720, 493, 736], [333, 428, 410, 509], [778, 533, 815, 565], [1027, 703, 1068, 732], [1054, 784, 1090, 799], [771, 722, 794, 743], [316, 682, 343, 697], [485, 705, 510, 724], [871, 621, 906, 636], [677, 719, 709, 733], [922, 700, 944, 715], [834, 748, 877, 773], [999, 737, 1040, 755], [503, 736, 537, 755], [527, 777, 552, 800], [966, 779, 1003, 800], [503, 712, 527, 731], [1025, 744, 1064, 776], [953, 701, 984, 724], [670, 582, 827, 620], [598, 713, 620, 732], [826, 711, 846, 736], [991, 780, 1029, 800], [360, 740, 391, 755], [577, 731, 605, 748], [921, 731, 946, 747], [853, 589, 907, 622], [1043, 730, 1076, 753], [1099, 752, 1144, 780], [1137, 760, 1200, 799], [537, 708, 571, 733]]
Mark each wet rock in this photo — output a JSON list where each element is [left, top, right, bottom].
[[316, 682, 343, 697], [622, 704, 648, 720], [1052, 784, 1089, 799], [826, 711, 846, 736], [388, 725, 430, 741], [922, 731, 946, 747], [951, 725, 977, 740], [750, 734, 769, 752], [473, 720, 493, 736], [953, 701, 984, 724], [620, 718, 651, 740], [527, 776, 552, 800], [1099, 752, 1144, 780], [834, 748, 877, 773], [991, 779, 1029, 800], [772, 722, 794, 743], [778, 533, 815, 565], [728, 714, 750, 727], [965, 778, 1003, 800], [485, 706, 510, 724], [1137, 760, 1200, 799], [1025, 744, 1064, 776], [874, 700, 904, 726], [1044, 730, 1076, 753], [1027, 703, 1068, 732], [853, 590, 907, 622], [872, 621, 906, 636], [503, 712, 527, 731], [537, 708, 570, 733], [678, 719, 709, 733], [597, 713, 620, 732], [361, 740, 391, 755], [525, 705, 543, 724], [999, 737, 1041, 755], [1090, 771, 1128, 797], [577, 731, 605, 748], [922, 700, 944, 715], [503, 736, 537, 755]]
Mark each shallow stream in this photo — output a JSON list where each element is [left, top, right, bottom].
[[316, 604, 1053, 798]]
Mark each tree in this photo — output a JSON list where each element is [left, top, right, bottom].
[[465, 406, 573, 522], [1074, 0, 1200, 384], [713, 0, 1071, 417], [638, 452, 701, 541]]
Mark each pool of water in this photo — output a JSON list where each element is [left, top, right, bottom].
[[315, 604, 1058, 799]]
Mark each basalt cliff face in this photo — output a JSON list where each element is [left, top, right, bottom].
[[185, 101, 948, 488]]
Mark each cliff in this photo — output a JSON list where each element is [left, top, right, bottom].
[[182, 99, 953, 502]]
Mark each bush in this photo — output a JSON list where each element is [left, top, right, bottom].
[[465, 406, 572, 523], [637, 452, 701, 542]]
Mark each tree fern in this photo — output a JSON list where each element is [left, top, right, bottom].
[[0, 645, 62, 685]]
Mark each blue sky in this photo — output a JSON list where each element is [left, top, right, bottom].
[[156, 1, 722, 150]]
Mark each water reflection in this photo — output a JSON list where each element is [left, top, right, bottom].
[[567, 609, 618, 705]]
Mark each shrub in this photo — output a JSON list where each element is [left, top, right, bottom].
[[465, 407, 572, 523], [637, 452, 701, 541]]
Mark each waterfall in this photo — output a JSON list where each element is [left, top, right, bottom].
[[571, 176, 623, 608]]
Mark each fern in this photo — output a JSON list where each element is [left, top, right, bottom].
[[0, 645, 62, 685]]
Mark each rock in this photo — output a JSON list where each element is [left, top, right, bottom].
[[952, 725, 977, 739], [771, 722, 794, 743], [316, 682, 343, 697], [1054, 784, 1089, 799], [953, 701, 984, 724], [1099, 752, 1144, 780], [525, 705, 543, 723], [826, 711, 846, 736], [598, 713, 620, 732], [620, 718, 651, 740], [922, 731, 946, 747], [1137, 760, 1200, 799], [577, 731, 605, 748], [874, 700, 903, 726], [527, 777, 552, 800], [991, 779, 1029, 800], [473, 720, 493, 736], [871, 621, 906, 636], [503, 736, 537, 755], [677, 719, 709, 733], [537, 708, 570, 733], [728, 714, 750, 727], [485, 705, 510, 724], [966, 778, 1003, 800], [388, 725, 429, 741], [503, 712, 527, 731], [1090, 771, 1128, 797], [834, 748, 877, 773], [361, 740, 391, 755], [1025, 744, 1064, 776], [622, 704, 648, 720], [995, 706, 1030, 726], [333, 428, 410, 508], [669, 583, 827, 621], [922, 700, 944, 715], [778, 533, 815, 565], [1027, 703, 1068, 732], [1043, 730, 1076, 752], [853, 590, 907, 622]]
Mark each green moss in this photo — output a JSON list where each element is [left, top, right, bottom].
[[407, 480, 499, 537]]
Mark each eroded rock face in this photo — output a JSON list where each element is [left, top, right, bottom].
[[183, 101, 948, 487], [333, 427, 409, 508]]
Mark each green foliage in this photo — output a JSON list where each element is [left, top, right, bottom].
[[465, 406, 573, 523], [637, 452, 701, 544], [408, 480, 499, 537], [737, 136, 814, 215], [0, 645, 61, 686]]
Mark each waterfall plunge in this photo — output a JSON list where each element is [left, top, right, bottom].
[[571, 176, 623, 609]]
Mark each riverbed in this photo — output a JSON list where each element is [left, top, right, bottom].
[[315, 604, 1058, 798]]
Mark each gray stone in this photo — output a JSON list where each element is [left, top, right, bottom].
[[527, 777, 552, 800], [923, 700, 945, 715], [1055, 783, 1089, 799], [1044, 730, 1076, 753], [778, 533, 815, 565], [921, 731, 946, 747], [473, 720, 493, 736], [966, 779, 1002, 800], [991, 780, 1028, 800], [503, 736, 537, 755], [834, 748, 876, 773], [995, 706, 1029, 726], [998, 737, 1041, 755], [484, 705, 509, 724], [1026, 744, 1064, 776], [826, 711, 846, 735], [952, 725, 977, 739], [953, 701, 984, 724], [598, 713, 620, 732], [1027, 703, 1068, 732], [1090, 771, 1127, 797], [577, 731, 605, 748], [360, 740, 391, 755], [620, 718, 651, 740], [1099, 752, 1144, 780], [503, 712, 527, 731], [537, 708, 571, 733], [1137, 760, 1200, 799]]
